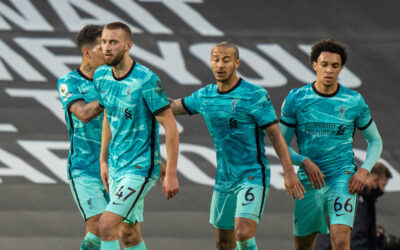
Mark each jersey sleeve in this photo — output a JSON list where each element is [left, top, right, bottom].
[[57, 76, 85, 111], [279, 89, 297, 128], [181, 89, 201, 115], [249, 88, 277, 129], [142, 74, 170, 115], [356, 94, 372, 130], [93, 70, 104, 108]]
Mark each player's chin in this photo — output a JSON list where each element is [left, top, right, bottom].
[[214, 75, 228, 82]]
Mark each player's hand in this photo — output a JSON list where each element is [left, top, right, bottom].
[[100, 161, 110, 193], [302, 158, 325, 189], [284, 170, 306, 200], [348, 168, 368, 194], [162, 174, 179, 199], [159, 162, 167, 184]]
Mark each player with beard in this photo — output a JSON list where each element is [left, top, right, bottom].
[[279, 39, 383, 250], [169, 42, 305, 250], [57, 25, 108, 250], [94, 22, 180, 250]]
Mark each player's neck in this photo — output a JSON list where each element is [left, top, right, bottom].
[[314, 80, 339, 95], [217, 75, 239, 93], [112, 55, 133, 79], [79, 61, 95, 79]]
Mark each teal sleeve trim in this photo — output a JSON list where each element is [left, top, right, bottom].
[[360, 122, 383, 172], [279, 122, 308, 166]]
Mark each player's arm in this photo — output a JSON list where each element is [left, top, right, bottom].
[[155, 108, 179, 199], [168, 98, 188, 115], [349, 122, 383, 193], [159, 161, 166, 184], [99, 110, 111, 193], [69, 100, 103, 123], [266, 123, 305, 200], [279, 122, 325, 189]]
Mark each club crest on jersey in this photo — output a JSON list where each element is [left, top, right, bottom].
[[339, 106, 346, 115], [231, 99, 238, 111], [60, 84, 68, 96]]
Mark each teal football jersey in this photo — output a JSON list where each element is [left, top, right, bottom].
[[280, 82, 372, 178], [94, 62, 169, 179], [58, 69, 103, 179], [182, 78, 277, 192]]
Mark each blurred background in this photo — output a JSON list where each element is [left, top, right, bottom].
[[0, 0, 399, 249]]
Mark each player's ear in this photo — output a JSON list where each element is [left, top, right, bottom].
[[126, 41, 133, 51], [312, 61, 318, 71], [235, 58, 241, 69], [82, 47, 90, 57]]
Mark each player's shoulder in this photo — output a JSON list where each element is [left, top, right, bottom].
[[94, 65, 111, 78], [286, 82, 313, 99], [132, 62, 158, 81], [195, 83, 217, 97], [339, 83, 363, 99], [57, 69, 79, 86], [240, 79, 262, 90]]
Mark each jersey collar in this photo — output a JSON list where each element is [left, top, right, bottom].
[[77, 68, 93, 81], [217, 78, 242, 95], [112, 61, 136, 81], [312, 81, 341, 98]]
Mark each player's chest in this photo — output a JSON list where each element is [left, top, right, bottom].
[[199, 97, 252, 127], [78, 82, 97, 102], [296, 99, 358, 125], [100, 80, 142, 108]]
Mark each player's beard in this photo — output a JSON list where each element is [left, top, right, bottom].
[[105, 50, 125, 66]]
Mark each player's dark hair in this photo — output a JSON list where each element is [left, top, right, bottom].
[[310, 39, 347, 66], [371, 162, 392, 179], [104, 22, 132, 41], [77, 25, 103, 50], [212, 41, 239, 59]]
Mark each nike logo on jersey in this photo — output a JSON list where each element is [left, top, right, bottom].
[[242, 202, 251, 206], [82, 91, 89, 94], [302, 109, 311, 113], [112, 201, 122, 205]]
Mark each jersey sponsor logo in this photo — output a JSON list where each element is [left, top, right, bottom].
[[302, 122, 348, 136], [124, 108, 133, 120], [336, 125, 346, 135], [107, 106, 133, 120], [210, 117, 238, 129], [229, 118, 238, 129]]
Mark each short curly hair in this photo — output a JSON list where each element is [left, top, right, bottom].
[[310, 39, 347, 66], [77, 24, 103, 50]]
